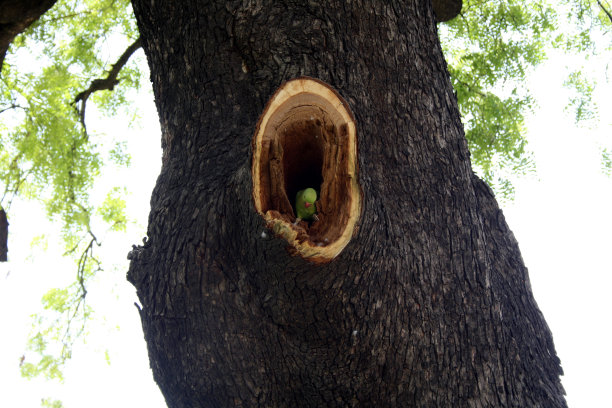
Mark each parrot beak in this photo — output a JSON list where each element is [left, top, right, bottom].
[[305, 202, 312, 208]]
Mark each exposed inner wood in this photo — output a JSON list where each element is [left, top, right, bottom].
[[252, 78, 360, 262]]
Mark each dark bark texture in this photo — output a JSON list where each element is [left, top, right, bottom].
[[0, 208, 7, 261], [0, 0, 57, 71], [127, 1, 566, 407]]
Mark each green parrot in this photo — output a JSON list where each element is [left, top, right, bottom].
[[295, 188, 318, 223]]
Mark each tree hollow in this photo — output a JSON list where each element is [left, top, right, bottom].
[[252, 78, 361, 263]]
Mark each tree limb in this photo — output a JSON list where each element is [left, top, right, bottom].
[[432, 0, 462, 22], [75, 230, 101, 299], [73, 37, 142, 131], [597, 0, 612, 24], [0, 103, 26, 114]]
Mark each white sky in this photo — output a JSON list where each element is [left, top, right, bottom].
[[503, 51, 612, 408], [0, 45, 611, 407]]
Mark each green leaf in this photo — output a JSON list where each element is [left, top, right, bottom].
[[98, 187, 128, 231], [602, 148, 612, 176], [104, 349, 112, 366], [563, 69, 598, 125], [41, 398, 64, 408], [42, 288, 71, 313]]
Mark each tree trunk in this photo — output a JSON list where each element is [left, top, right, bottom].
[[127, 1, 566, 407], [0, 208, 7, 261], [0, 0, 57, 71]]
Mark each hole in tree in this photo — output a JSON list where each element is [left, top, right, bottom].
[[252, 78, 361, 263], [261, 106, 348, 242]]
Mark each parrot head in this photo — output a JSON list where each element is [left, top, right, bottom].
[[301, 188, 317, 207]]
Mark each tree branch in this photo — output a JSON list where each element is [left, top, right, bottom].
[[73, 37, 142, 132], [597, 0, 612, 24], [432, 0, 462, 22], [0, 103, 26, 115], [75, 230, 100, 299]]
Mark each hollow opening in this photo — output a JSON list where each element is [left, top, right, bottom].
[[252, 78, 361, 263], [280, 114, 325, 220]]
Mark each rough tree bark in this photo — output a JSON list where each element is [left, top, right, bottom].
[[127, 1, 566, 407], [0, 208, 7, 261]]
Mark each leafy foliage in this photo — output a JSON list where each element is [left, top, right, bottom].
[[21, 283, 93, 381], [558, 0, 610, 126], [564, 70, 598, 124], [602, 148, 612, 176], [439, 0, 611, 198], [1, 0, 142, 383], [98, 187, 128, 231], [439, 0, 554, 198], [41, 398, 63, 408]]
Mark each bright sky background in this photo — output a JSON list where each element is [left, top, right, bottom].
[[0, 34, 611, 408]]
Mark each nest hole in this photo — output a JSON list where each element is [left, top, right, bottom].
[[252, 78, 361, 263]]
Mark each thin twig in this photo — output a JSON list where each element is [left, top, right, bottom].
[[39, 10, 93, 24], [0, 104, 26, 115]]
